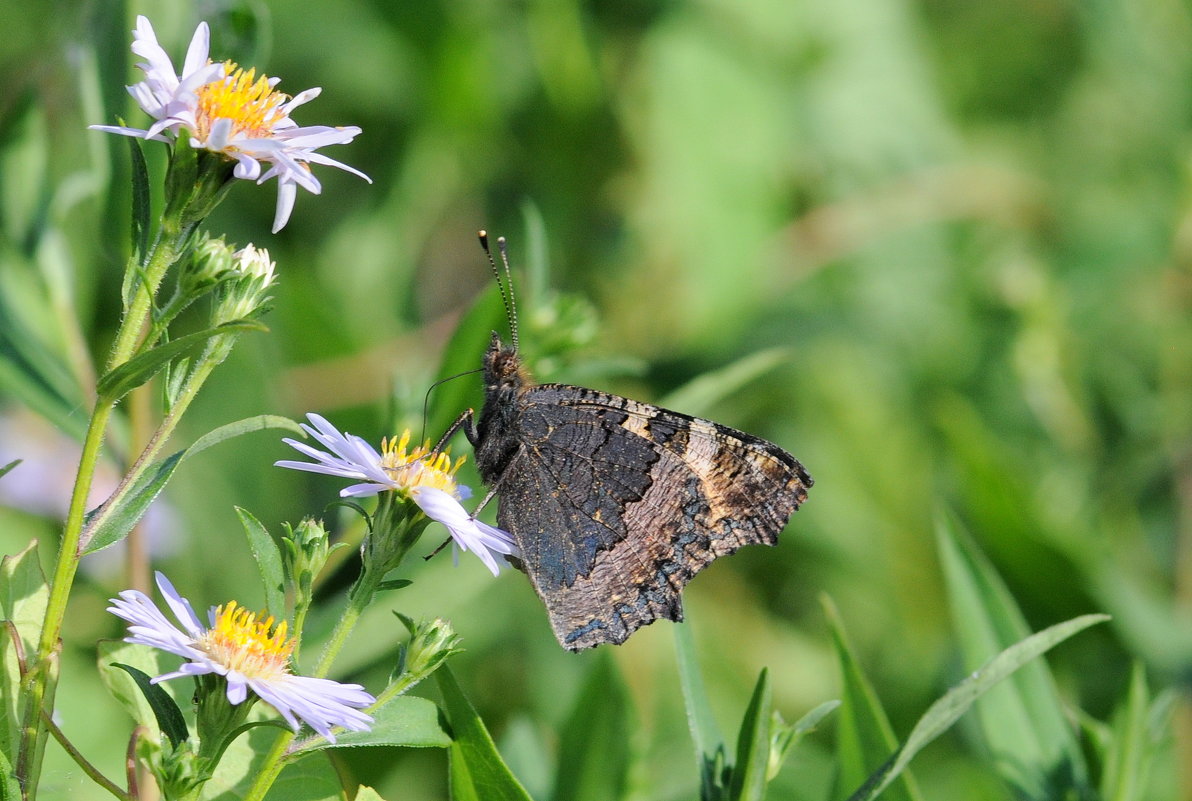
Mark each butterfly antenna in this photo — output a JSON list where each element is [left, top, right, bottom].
[[478, 230, 518, 350], [496, 236, 520, 352], [420, 367, 483, 445]]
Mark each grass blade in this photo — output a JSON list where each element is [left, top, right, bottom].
[[823, 595, 922, 801], [937, 513, 1094, 798]]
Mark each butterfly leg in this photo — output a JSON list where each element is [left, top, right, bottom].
[[431, 408, 478, 455]]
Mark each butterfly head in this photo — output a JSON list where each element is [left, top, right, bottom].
[[483, 331, 530, 394]]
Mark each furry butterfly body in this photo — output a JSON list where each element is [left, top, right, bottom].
[[466, 332, 812, 651]]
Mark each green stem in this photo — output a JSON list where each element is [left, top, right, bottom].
[[241, 569, 381, 801], [41, 711, 132, 801], [77, 335, 234, 554], [17, 403, 110, 798], [17, 225, 186, 800]]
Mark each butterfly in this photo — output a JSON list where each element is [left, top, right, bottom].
[[449, 232, 812, 651]]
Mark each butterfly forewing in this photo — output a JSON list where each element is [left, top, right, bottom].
[[483, 370, 811, 651]]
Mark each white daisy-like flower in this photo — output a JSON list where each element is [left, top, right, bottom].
[[276, 413, 520, 576], [108, 572, 373, 743], [91, 15, 370, 232]]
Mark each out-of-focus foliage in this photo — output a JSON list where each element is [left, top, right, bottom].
[[0, 0, 1188, 798]]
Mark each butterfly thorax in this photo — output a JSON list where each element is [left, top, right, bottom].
[[471, 333, 532, 483]]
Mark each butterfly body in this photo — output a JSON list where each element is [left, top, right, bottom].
[[467, 332, 812, 651]]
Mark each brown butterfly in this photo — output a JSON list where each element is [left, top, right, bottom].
[[448, 232, 812, 651]]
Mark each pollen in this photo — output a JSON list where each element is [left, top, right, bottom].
[[196, 601, 294, 679], [380, 429, 466, 498], [194, 61, 288, 144]]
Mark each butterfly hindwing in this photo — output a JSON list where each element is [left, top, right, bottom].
[[496, 383, 811, 651]]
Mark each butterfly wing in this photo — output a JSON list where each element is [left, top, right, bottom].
[[496, 383, 812, 651]]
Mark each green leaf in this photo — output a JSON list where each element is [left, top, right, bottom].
[[111, 662, 189, 748], [237, 507, 286, 622], [202, 725, 341, 801], [128, 134, 150, 268], [0, 248, 87, 440], [436, 666, 534, 801], [936, 513, 1093, 798], [823, 596, 922, 801], [727, 668, 772, 801], [427, 285, 507, 442], [659, 348, 791, 417], [376, 579, 413, 593], [96, 319, 266, 401], [674, 620, 728, 798], [293, 695, 450, 752], [82, 415, 303, 555], [81, 449, 184, 555], [0, 542, 48, 759], [768, 701, 840, 781], [354, 788, 388, 801], [0, 460, 19, 480], [0, 745, 20, 801], [1099, 663, 1167, 801], [97, 640, 186, 743], [847, 614, 1109, 801], [551, 651, 631, 801]]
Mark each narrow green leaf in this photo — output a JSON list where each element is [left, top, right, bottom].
[[376, 579, 414, 593], [674, 619, 728, 798], [111, 663, 189, 748], [551, 651, 632, 801], [936, 513, 1093, 797], [1100, 663, 1163, 801], [768, 701, 841, 781], [849, 614, 1109, 801], [659, 348, 790, 416], [728, 668, 772, 801], [0, 542, 49, 759], [236, 507, 286, 622], [427, 285, 506, 441], [0, 256, 87, 439], [520, 199, 550, 312], [823, 596, 922, 801], [436, 666, 534, 801], [96, 319, 266, 401], [189, 414, 306, 455], [294, 695, 451, 752], [82, 415, 302, 555], [127, 134, 150, 267], [0, 460, 19, 480], [81, 450, 184, 555], [97, 640, 185, 743]]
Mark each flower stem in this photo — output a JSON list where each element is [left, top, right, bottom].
[[17, 225, 186, 799], [17, 403, 110, 798], [41, 711, 132, 801], [242, 568, 381, 801]]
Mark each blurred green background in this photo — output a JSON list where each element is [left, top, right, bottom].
[[1, 0, 1189, 798]]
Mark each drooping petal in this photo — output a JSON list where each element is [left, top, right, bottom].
[[411, 486, 519, 576]]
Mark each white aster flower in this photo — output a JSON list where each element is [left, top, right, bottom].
[[276, 413, 520, 576], [91, 15, 370, 232], [108, 572, 373, 743]]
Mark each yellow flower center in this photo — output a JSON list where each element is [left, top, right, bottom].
[[380, 430, 466, 498], [196, 601, 293, 679], [194, 62, 288, 145]]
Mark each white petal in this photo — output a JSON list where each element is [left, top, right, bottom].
[[154, 571, 205, 636], [225, 674, 250, 705], [272, 180, 297, 233], [182, 21, 211, 77], [411, 487, 518, 576]]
